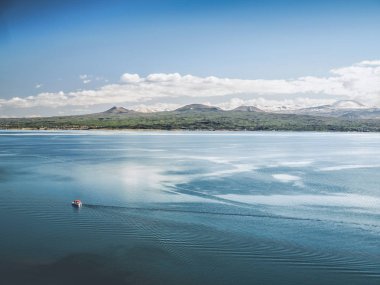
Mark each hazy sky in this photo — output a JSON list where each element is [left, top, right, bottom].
[[0, 0, 379, 116]]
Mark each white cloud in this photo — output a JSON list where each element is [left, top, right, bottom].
[[1, 60, 380, 113], [146, 73, 181, 82], [130, 103, 181, 112], [359, 60, 380, 66], [35, 84, 43, 89], [79, 74, 92, 84], [120, 73, 140, 83]]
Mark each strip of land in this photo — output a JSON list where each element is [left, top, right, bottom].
[[1, 104, 380, 132]]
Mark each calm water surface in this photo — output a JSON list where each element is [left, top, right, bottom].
[[0, 130, 379, 285]]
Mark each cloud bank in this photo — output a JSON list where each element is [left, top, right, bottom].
[[1, 60, 379, 115]]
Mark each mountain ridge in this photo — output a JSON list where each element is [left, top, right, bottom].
[[281, 100, 380, 119], [1, 101, 380, 132], [103, 106, 134, 114], [175, 104, 222, 112], [233, 106, 264, 112]]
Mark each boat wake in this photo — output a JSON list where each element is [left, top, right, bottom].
[[82, 203, 380, 231]]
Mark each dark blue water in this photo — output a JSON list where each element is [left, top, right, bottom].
[[0, 130, 379, 285]]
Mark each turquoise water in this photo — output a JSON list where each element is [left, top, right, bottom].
[[0, 130, 379, 285]]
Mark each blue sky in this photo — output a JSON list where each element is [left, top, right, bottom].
[[0, 0, 380, 116]]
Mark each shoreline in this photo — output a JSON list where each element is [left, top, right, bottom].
[[0, 127, 379, 133]]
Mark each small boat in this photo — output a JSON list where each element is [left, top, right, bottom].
[[71, 200, 82, 207]]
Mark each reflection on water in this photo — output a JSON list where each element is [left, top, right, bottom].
[[0, 130, 380, 285]]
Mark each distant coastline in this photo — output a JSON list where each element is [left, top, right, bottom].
[[1, 104, 380, 132]]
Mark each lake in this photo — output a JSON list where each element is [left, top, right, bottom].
[[0, 130, 379, 285]]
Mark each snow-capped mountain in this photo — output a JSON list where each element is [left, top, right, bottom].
[[283, 100, 380, 119], [330, 100, 366, 109]]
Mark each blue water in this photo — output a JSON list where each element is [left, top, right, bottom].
[[0, 130, 379, 284]]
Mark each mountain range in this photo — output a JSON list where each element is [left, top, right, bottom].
[[280, 100, 380, 119], [1, 101, 379, 132], [103, 100, 380, 119]]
